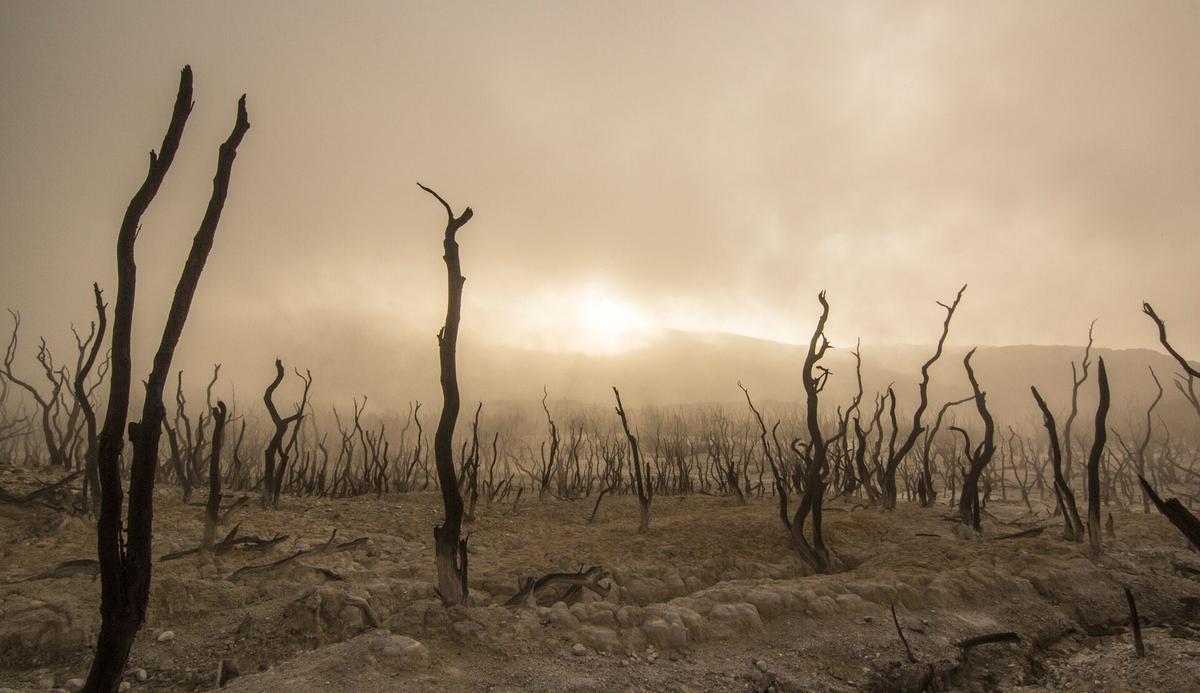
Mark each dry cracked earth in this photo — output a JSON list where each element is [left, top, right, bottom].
[[3, 467, 1200, 692]]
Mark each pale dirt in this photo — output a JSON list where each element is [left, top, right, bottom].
[[2, 470, 1200, 692]]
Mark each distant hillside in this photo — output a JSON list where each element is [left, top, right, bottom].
[[172, 320, 1198, 434]]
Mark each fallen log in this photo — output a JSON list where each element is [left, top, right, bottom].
[[225, 529, 368, 581], [505, 565, 610, 607], [2, 558, 100, 584], [0, 470, 82, 506], [992, 526, 1045, 540], [159, 523, 288, 562], [956, 632, 1020, 650]]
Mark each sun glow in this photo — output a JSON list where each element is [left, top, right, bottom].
[[568, 285, 654, 353], [489, 282, 659, 354]]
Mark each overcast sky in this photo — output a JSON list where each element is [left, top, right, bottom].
[[1, 1, 1198, 398]]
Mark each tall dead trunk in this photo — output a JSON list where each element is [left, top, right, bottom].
[[1086, 358, 1110, 559], [202, 401, 228, 551], [957, 349, 995, 532], [792, 291, 833, 573], [613, 387, 653, 532], [881, 285, 965, 509], [1031, 386, 1084, 541], [74, 284, 107, 513], [420, 183, 473, 607], [85, 67, 249, 693]]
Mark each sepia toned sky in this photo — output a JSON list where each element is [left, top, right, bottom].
[[1, 1, 1198, 404]]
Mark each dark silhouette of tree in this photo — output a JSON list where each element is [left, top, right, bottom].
[[1086, 358, 1110, 558], [880, 285, 965, 509], [613, 387, 653, 532], [1031, 386, 1084, 541], [1143, 303, 1200, 422], [85, 66, 249, 692], [202, 401, 228, 551], [420, 182, 473, 607], [956, 349, 995, 532], [792, 291, 833, 572]]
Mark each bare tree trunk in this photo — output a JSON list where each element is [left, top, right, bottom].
[[881, 285, 965, 509], [613, 387, 653, 532], [792, 291, 833, 572], [74, 284, 107, 513], [958, 349, 995, 532], [1031, 386, 1084, 541], [86, 67, 249, 693], [1087, 358, 1110, 559], [202, 402, 228, 551], [420, 183, 473, 607]]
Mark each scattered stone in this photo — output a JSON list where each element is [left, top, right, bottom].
[[755, 659, 769, 672], [572, 643, 587, 656], [63, 679, 85, 693], [374, 633, 430, 669], [118, 683, 132, 693], [156, 630, 176, 643], [133, 668, 149, 682]]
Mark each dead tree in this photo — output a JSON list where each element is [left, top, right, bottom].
[[1133, 367, 1163, 513], [202, 401, 229, 552], [85, 67, 249, 692], [1086, 358, 1110, 558], [74, 285, 108, 513], [1143, 302, 1200, 423], [880, 285, 965, 509], [957, 349, 995, 532], [1063, 322, 1096, 484], [1031, 386, 1084, 541], [917, 396, 972, 507], [537, 387, 560, 501], [261, 359, 310, 508], [613, 387, 653, 532], [420, 182, 473, 607], [791, 291, 834, 572], [2, 312, 71, 469]]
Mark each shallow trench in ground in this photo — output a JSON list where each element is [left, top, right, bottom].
[[2, 484, 1200, 692]]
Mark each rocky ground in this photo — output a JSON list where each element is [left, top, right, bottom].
[[2, 466, 1200, 692]]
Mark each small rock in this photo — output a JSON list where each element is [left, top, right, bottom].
[[63, 679, 86, 693], [755, 659, 769, 672], [118, 683, 132, 693], [133, 668, 149, 682], [571, 643, 587, 656], [157, 630, 176, 643]]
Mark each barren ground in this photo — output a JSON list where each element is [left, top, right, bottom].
[[3, 468, 1200, 692]]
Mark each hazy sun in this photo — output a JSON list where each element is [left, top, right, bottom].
[[568, 285, 653, 353]]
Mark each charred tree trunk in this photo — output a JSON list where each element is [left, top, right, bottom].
[[1031, 386, 1084, 541], [792, 291, 833, 573], [881, 286, 965, 509], [85, 68, 249, 693], [202, 401, 228, 551], [420, 183, 473, 607], [74, 284, 107, 513], [957, 349, 995, 532], [1087, 358, 1110, 558], [613, 387, 653, 532], [1142, 302, 1200, 424]]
